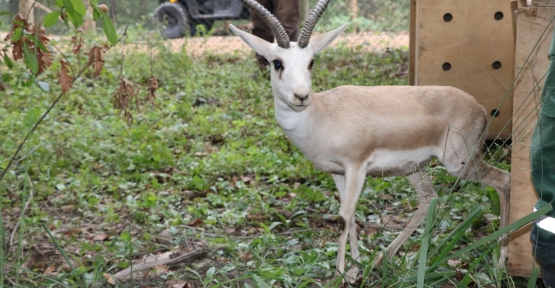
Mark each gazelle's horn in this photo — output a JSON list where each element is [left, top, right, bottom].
[[239, 0, 290, 48], [297, 0, 331, 48]]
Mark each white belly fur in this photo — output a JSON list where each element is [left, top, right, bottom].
[[365, 147, 440, 176]]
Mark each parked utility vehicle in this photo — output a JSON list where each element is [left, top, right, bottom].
[[154, 0, 250, 38]]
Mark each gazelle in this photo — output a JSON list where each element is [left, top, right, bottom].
[[230, 0, 510, 281]]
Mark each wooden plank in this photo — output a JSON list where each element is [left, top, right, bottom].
[[414, 0, 515, 139], [509, 6, 555, 277], [511, 0, 518, 40], [409, 0, 416, 86]]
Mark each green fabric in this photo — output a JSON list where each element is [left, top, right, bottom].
[[530, 25, 555, 241]]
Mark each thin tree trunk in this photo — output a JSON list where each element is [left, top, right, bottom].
[[83, 0, 96, 33], [350, 0, 358, 19], [110, 0, 117, 27], [139, 0, 148, 20], [223, 20, 230, 34], [350, 0, 358, 31], [19, 0, 35, 24]]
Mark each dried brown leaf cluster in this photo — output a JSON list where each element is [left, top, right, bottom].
[[112, 74, 159, 125], [4, 14, 53, 75], [147, 75, 158, 104], [85, 45, 108, 78], [57, 59, 73, 94], [113, 77, 139, 125], [71, 33, 84, 55]]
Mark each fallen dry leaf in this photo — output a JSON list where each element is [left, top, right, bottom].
[[188, 218, 203, 227], [104, 273, 117, 285], [158, 229, 172, 239], [58, 263, 72, 273], [44, 265, 56, 275], [63, 229, 81, 236], [93, 234, 110, 241], [215, 255, 228, 262], [239, 251, 252, 261], [60, 205, 74, 212], [362, 227, 379, 237], [153, 264, 169, 275]]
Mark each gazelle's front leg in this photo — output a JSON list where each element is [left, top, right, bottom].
[[332, 174, 361, 279], [333, 166, 366, 281]]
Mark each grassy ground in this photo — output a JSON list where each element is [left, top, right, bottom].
[[0, 27, 526, 287]]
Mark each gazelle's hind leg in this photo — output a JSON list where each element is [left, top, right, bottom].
[[373, 170, 439, 266], [332, 174, 361, 282], [444, 154, 511, 267]]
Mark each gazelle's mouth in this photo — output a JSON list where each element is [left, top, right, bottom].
[[288, 102, 308, 110]]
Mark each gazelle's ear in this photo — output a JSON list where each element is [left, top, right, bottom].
[[309, 23, 348, 54], [230, 24, 272, 60]]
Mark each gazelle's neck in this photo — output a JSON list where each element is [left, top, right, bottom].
[[273, 91, 315, 132]]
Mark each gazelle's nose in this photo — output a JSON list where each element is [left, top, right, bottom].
[[294, 94, 309, 101]]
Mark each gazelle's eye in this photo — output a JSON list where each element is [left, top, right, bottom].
[[273, 60, 283, 70], [309, 59, 314, 69]]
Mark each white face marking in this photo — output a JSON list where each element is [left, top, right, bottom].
[[270, 43, 314, 111]]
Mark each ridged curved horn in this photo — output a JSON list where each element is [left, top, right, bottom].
[[297, 0, 331, 48], [239, 0, 290, 48]]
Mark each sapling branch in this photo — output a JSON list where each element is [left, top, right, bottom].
[[0, 31, 129, 184], [49, 41, 76, 78], [25, 0, 37, 24], [8, 180, 34, 250]]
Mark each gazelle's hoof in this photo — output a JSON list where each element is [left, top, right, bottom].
[[345, 266, 360, 283], [497, 245, 508, 268]]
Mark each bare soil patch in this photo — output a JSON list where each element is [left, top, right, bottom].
[[166, 31, 409, 57]]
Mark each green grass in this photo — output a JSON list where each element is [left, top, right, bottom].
[[0, 26, 540, 287]]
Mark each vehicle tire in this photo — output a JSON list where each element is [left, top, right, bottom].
[[154, 2, 190, 38]]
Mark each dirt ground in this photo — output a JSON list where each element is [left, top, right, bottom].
[[166, 31, 410, 57], [1, 29, 409, 59]]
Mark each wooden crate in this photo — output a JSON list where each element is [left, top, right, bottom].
[[508, 5, 555, 278], [411, 0, 515, 139]]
